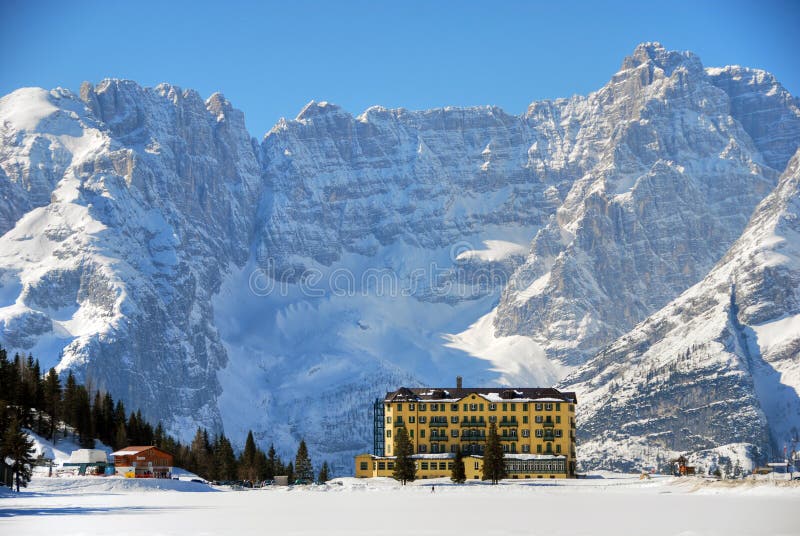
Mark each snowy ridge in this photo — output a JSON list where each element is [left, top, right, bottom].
[[1, 43, 799, 473], [562, 149, 800, 471]]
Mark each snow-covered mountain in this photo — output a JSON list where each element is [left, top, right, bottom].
[[561, 149, 800, 471], [1, 43, 798, 472]]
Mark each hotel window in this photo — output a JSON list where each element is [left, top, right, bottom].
[[556, 403, 561, 411], [409, 403, 415, 411], [555, 429, 562, 437], [522, 429, 530, 437], [535, 415, 543, 423], [502, 403, 507, 411], [451, 445, 457, 453], [451, 430, 458, 437], [419, 416, 427, 424], [489, 403, 496, 410], [410, 430, 414, 438], [432, 444, 439, 453], [479, 404, 484, 411], [523, 416, 528, 424], [386, 416, 391, 423], [489, 416, 497, 423], [448, 463, 454, 470], [556, 444, 561, 453], [378, 462, 386, 470], [451, 416, 458, 423], [511, 403, 516, 411], [397, 404, 402, 411], [535, 403, 543, 411], [451, 404, 459, 411], [386, 430, 392, 438], [463, 404, 468, 411], [475, 462, 480, 470], [409, 416, 415, 423], [502, 444, 509, 452], [431, 403, 439, 411], [556, 416, 561, 424], [419, 445, 427, 453], [420, 430, 426, 438], [545, 403, 553, 411], [537, 445, 542, 454], [569, 404, 574, 412], [522, 445, 530, 453], [511, 443, 516, 453], [535, 429, 543, 437], [439, 463, 447, 470], [419, 403, 426, 411], [523, 403, 528, 411], [421, 462, 429, 470], [470, 404, 478, 411]]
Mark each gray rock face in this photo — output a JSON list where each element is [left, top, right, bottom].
[[494, 43, 798, 367], [0, 43, 798, 471], [561, 150, 800, 471]]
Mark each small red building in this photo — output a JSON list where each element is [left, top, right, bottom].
[[111, 446, 174, 478]]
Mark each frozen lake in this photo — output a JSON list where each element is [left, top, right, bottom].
[[1, 474, 798, 536]]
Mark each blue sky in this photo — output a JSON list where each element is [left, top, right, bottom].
[[1, 0, 797, 137]]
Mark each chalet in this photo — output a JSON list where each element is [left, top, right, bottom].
[[111, 446, 173, 478]]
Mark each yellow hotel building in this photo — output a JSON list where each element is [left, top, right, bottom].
[[355, 378, 577, 479]]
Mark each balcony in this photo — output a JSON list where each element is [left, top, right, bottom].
[[542, 421, 555, 428], [429, 435, 448, 442], [428, 421, 449, 427], [460, 435, 486, 442], [499, 421, 519, 427], [392, 421, 407, 427], [460, 421, 487, 428]]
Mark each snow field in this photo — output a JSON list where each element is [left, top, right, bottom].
[[1, 474, 798, 536]]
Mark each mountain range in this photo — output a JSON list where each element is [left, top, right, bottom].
[[1, 43, 798, 473]]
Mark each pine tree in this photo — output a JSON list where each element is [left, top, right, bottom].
[[265, 444, 277, 480], [214, 434, 237, 481], [451, 448, 466, 483], [42, 368, 61, 442], [114, 421, 128, 450], [318, 461, 330, 484], [294, 439, 314, 483], [62, 371, 77, 436], [392, 426, 416, 485], [75, 387, 94, 448], [482, 422, 506, 484], [239, 430, 259, 482], [1, 417, 35, 492]]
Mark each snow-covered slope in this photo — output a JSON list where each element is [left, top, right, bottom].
[[562, 150, 800, 471], [1, 43, 799, 472]]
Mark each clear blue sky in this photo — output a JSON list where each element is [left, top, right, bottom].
[[1, 0, 797, 138]]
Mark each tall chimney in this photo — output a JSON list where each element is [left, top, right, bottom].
[[456, 376, 463, 389]]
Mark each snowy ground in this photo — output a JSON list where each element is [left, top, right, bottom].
[[1, 474, 798, 536]]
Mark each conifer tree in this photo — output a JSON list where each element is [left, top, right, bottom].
[[114, 421, 128, 450], [266, 444, 277, 480], [392, 426, 416, 485], [42, 368, 61, 442], [451, 448, 466, 483], [239, 430, 259, 482], [482, 422, 506, 484], [214, 434, 237, 481], [62, 371, 77, 436], [1, 417, 35, 492], [317, 461, 330, 483], [294, 439, 314, 483]]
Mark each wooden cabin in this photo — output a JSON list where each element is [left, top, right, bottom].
[[110, 446, 174, 478]]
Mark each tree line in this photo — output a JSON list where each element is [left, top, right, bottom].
[[0, 346, 330, 490]]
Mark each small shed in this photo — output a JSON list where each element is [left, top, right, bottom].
[[111, 446, 174, 478]]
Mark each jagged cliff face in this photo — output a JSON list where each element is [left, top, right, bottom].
[[493, 45, 796, 366], [0, 81, 261, 434], [1, 43, 798, 471], [561, 150, 800, 471]]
